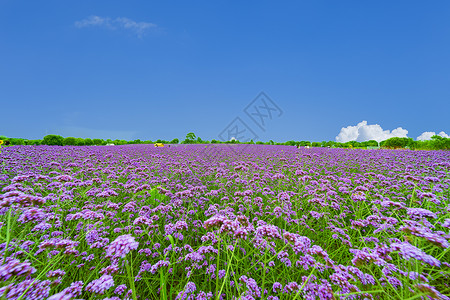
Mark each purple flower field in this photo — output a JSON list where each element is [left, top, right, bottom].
[[0, 144, 449, 300]]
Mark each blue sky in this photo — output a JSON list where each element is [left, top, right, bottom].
[[1, 1, 449, 142]]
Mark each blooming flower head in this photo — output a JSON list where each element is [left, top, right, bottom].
[[106, 234, 139, 259], [391, 242, 440, 267], [85, 274, 115, 294], [0, 257, 36, 280], [0, 279, 50, 300]]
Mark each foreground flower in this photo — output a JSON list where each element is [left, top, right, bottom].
[[0, 257, 36, 280], [390, 242, 440, 267], [105, 234, 139, 259], [85, 274, 115, 294]]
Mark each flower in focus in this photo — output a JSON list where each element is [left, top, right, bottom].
[[105, 234, 139, 259]]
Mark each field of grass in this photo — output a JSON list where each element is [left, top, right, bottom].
[[0, 144, 449, 300]]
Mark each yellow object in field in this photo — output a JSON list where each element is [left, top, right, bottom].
[[154, 143, 164, 147]]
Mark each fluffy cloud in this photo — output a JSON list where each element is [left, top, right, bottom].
[[75, 16, 158, 37], [417, 131, 450, 141], [335, 121, 408, 143]]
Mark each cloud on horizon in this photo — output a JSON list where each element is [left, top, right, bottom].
[[75, 16, 158, 37], [335, 121, 408, 143], [417, 131, 450, 141]]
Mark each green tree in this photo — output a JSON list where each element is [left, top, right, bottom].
[[430, 135, 450, 150], [75, 138, 85, 146], [9, 138, 25, 145], [63, 137, 77, 146], [84, 138, 94, 145], [186, 132, 196, 141], [42, 135, 64, 146], [298, 141, 311, 147], [285, 140, 297, 146], [92, 139, 104, 145], [383, 137, 409, 149], [170, 138, 179, 144]]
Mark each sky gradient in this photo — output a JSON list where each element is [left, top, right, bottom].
[[1, 1, 449, 142]]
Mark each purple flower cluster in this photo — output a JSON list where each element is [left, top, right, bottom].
[[1, 144, 449, 299], [105, 234, 139, 259], [85, 274, 115, 294]]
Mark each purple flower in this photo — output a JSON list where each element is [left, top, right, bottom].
[[239, 276, 261, 298], [0, 279, 50, 300], [114, 284, 127, 295], [272, 282, 283, 293], [283, 282, 300, 293], [415, 283, 450, 300], [175, 282, 197, 300], [47, 269, 66, 279], [105, 234, 139, 259], [255, 225, 282, 239], [85, 274, 115, 294], [0, 257, 36, 280], [407, 208, 437, 219], [391, 242, 441, 267], [62, 281, 83, 296], [86, 229, 100, 245], [47, 292, 73, 300]]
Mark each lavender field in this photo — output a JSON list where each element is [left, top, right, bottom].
[[1, 144, 449, 300]]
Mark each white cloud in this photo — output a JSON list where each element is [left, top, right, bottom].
[[417, 131, 450, 141], [75, 15, 158, 37], [439, 131, 450, 138], [335, 120, 408, 143]]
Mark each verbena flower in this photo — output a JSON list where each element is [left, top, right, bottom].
[[391, 242, 441, 267], [85, 274, 115, 294], [105, 234, 139, 259], [0, 257, 36, 280]]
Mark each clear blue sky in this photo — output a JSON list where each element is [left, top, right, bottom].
[[1, 1, 449, 142]]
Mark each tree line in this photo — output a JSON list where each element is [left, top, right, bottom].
[[1, 133, 449, 150]]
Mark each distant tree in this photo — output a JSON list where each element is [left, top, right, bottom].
[[27, 139, 41, 145], [430, 135, 450, 150], [128, 139, 141, 144], [42, 135, 64, 146], [9, 138, 25, 145], [92, 139, 104, 145], [75, 138, 85, 146], [311, 142, 321, 147], [182, 132, 197, 144], [285, 140, 297, 146], [63, 137, 77, 146], [170, 138, 179, 144], [298, 141, 311, 147], [383, 137, 409, 149], [84, 138, 94, 145], [364, 140, 379, 147]]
